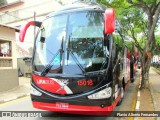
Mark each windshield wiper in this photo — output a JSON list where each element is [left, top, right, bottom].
[[66, 35, 71, 66], [67, 35, 85, 73], [40, 37, 64, 76], [70, 51, 85, 73], [84, 69, 106, 77]]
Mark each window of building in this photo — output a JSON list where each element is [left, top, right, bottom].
[[0, 40, 12, 57]]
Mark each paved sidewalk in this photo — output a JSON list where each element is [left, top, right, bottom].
[[150, 67, 160, 111], [0, 77, 30, 104], [135, 67, 160, 120]]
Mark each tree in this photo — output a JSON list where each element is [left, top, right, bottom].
[[127, 0, 160, 89], [0, 0, 7, 6], [97, 0, 160, 89]]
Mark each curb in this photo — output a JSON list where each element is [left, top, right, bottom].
[[134, 74, 141, 120], [128, 70, 140, 120], [135, 76, 141, 111], [0, 93, 30, 104]]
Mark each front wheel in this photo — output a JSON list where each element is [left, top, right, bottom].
[[117, 87, 124, 106]]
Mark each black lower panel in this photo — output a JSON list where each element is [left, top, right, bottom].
[[31, 94, 112, 107]]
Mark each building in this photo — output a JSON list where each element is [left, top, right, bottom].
[[0, 0, 62, 57], [0, 24, 19, 92], [0, 0, 62, 26]]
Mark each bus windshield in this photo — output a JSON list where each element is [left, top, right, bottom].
[[33, 11, 109, 75]]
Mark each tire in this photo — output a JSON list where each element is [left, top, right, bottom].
[[117, 87, 124, 106]]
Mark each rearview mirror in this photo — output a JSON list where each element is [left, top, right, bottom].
[[19, 21, 41, 42], [104, 8, 115, 34]]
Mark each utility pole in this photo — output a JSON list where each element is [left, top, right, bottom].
[[34, 11, 36, 41]]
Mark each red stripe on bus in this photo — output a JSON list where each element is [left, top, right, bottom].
[[32, 74, 67, 94]]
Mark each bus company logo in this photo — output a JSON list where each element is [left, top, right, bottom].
[[36, 79, 54, 85], [56, 79, 69, 93], [58, 79, 69, 85]]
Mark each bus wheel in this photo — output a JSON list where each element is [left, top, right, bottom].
[[117, 87, 124, 106], [131, 78, 134, 83]]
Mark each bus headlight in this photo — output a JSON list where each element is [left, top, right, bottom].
[[88, 87, 112, 99], [31, 86, 42, 96]]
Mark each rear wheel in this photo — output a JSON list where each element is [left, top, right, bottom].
[[117, 87, 124, 106]]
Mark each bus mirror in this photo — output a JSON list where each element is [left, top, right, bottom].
[[104, 8, 115, 34], [19, 21, 42, 42]]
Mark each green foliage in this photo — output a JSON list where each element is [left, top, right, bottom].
[[155, 35, 160, 54], [156, 35, 160, 44], [97, 0, 160, 89], [0, 0, 7, 5], [113, 34, 124, 48], [125, 41, 133, 50], [0, 0, 7, 7], [97, 0, 159, 54]]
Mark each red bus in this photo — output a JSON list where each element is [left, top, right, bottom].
[[19, 2, 134, 115]]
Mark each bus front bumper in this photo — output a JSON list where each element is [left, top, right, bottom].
[[32, 100, 117, 116]]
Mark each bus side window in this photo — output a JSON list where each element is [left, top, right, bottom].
[[112, 40, 121, 80], [104, 35, 110, 57], [112, 42, 117, 63], [120, 47, 125, 70]]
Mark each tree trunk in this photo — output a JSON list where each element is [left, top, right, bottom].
[[140, 52, 151, 89]]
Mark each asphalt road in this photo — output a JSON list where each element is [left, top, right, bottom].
[[0, 96, 117, 120], [0, 72, 139, 120]]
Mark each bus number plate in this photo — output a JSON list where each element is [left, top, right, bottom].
[[56, 102, 69, 108], [77, 80, 93, 86]]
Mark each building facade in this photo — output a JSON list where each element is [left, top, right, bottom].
[[0, 0, 62, 57], [0, 24, 19, 92]]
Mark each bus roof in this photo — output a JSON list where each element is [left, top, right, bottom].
[[47, 2, 106, 17]]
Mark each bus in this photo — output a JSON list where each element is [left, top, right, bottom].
[[19, 2, 134, 115]]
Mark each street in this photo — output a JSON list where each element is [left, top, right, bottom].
[[0, 74, 139, 120]]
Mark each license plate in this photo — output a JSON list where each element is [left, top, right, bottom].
[[56, 102, 69, 108]]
